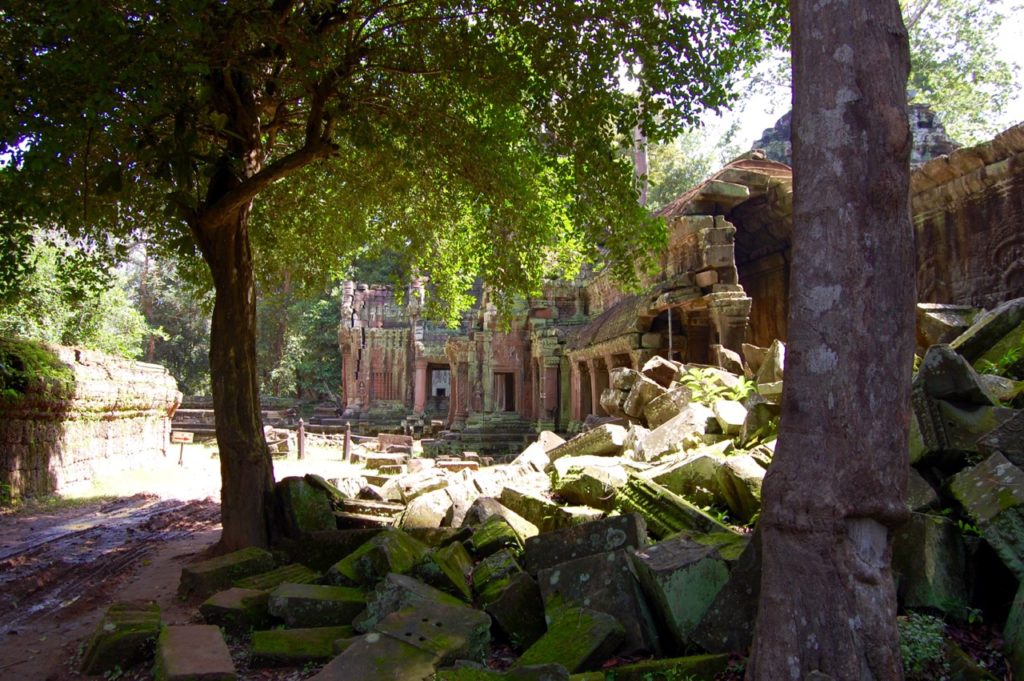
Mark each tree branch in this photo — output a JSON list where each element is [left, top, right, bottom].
[[198, 141, 333, 230]]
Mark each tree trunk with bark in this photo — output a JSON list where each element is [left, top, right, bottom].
[[746, 2, 914, 679]]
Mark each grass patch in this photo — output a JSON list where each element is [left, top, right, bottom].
[[0, 492, 122, 516]]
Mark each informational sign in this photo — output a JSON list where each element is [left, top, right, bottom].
[[170, 431, 194, 444]]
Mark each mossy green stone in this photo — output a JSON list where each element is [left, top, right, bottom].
[[415, 541, 474, 600], [234, 563, 319, 590], [327, 529, 428, 586], [565, 654, 730, 680], [268, 583, 366, 627], [199, 588, 270, 634], [278, 476, 337, 535], [250, 625, 353, 666], [515, 608, 624, 672], [179, 546, 275, 599], [79, 601, 161, 674], [469, 516, 523, 558]]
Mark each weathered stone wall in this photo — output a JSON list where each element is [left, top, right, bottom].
[[912, 124, 1024, 309], [0, 343, 182, 500]]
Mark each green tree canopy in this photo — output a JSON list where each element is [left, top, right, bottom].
[[0, 0, 788, 549]]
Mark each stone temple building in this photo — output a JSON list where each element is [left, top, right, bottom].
[[336, 122, 1024, 452]]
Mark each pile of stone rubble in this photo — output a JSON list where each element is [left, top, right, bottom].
[[77, 298, 1024, 680]]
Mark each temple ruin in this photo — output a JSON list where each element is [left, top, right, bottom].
[[331, 121, 1024, 452]]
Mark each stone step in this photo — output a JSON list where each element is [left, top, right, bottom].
[[155, 624, 236, 681]]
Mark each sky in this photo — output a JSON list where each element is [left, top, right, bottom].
[[715, 1, 1024, 153]]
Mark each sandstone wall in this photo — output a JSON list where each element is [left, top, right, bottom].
[[912, 124, 1024, 309], [1, 342, 182, 500]]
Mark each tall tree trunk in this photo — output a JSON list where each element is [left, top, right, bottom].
[[746, 2, 914, 679], [196, 202, 276, 551]]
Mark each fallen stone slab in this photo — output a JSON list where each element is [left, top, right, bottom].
[[523, 514, 648, 575], [712, 399, 746, 435], [630, 537, 729, 649], [892, 513, 968, 617], [372, 599, 492, 665], [692, 529, 762, 654], [327, 528, 428, 587], [642, 386, 693, 432], [547, 424, 628, 464], [354, 573, 467, 633], [568, 653, 731, 681], [79, 601, 161, 675], [513, 607, 623, 673], [949, 452, 1024, 580], [623, 375, 667, 421], [499, 486, 603, 534], [467, 515, 525, 558], [276, 529, 383, 572], [199, 588, 270, 634], [399, 488, 454, 529], [436, 663, 568, 680], [914, 344, 998, 405], [485, 572, 548, 650], [755, 339, 785, 383], [462, 497, 539, 541], [950, 297, 1024, 363], [978, 410, 1024, 468], [641, 355, 683, 388], [178, 547, 275, 599], [155, 624, 235, 681], [250, 625, 354, 666], [537, 550, 660, 656], [916, 303, 976, 350], [268, 583, 366, 628], [639, 403, 714, 460], [413, 540, 474, 601], [473, 548, 523, 605], [234, 562, 319, 591], [552, 460, 629, 510], [716, 454, 764, 523], [616, 475, 733, 539], [309, 632, 439, 681], [906, 467, 941, 512], [513, 442, 553, 474], [277, 476, 339, 537]]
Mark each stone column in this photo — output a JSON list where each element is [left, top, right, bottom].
[[707, 288, 752, 355], [587, 359, 602, 416], [413, 359, 428, 414]]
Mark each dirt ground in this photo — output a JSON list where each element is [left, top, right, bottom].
[[0, 442, 365, 680]]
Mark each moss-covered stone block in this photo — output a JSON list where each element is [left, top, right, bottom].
[[353, 572, 467, 633], [523, 514, 647, 575], [949, 452, 1024, 580], [615, 476, 732, 539], [79, 601, 161, 675], [691, 528, 762, 654], [199, 588, 270, 634], [268, 583, 366, 628], [630, 537, 729, 649], [567, 654, 730, 680], [473, 548, 523, 605], [250, 625, 353, 666], [277, 475, 337, 537], [514, 607, 623, 672], [178, 547, 275, 599], [310, 632, 440, 680], [538, 550, 660, 656], [435, 663, 569, 680], [154, 625, 236, 681], [485, 572, 547, 650], [233, 562, 319, 591], [326, 528, 428, 586], [373, 600, 492, 665], [413, 540, 474, 601], [468, 515, 525, 558], [499, 487, 603, 534], [892, 513, 968, 617], [277, 528, 383, 572]]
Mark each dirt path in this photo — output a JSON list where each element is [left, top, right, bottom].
[[0, 495, 221, 679], [0, 443, 365, 680]]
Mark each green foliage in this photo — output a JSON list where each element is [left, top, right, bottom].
[[0, 337, 76, 403], [898, 612, 949, 680], [977, 337, 1024, 381], [0, 236, 154, 358], [0, 0, 789, 319], [646, 131, 715, 212], [679, 368, 754, 406], [903, 0, 1020, 144]]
